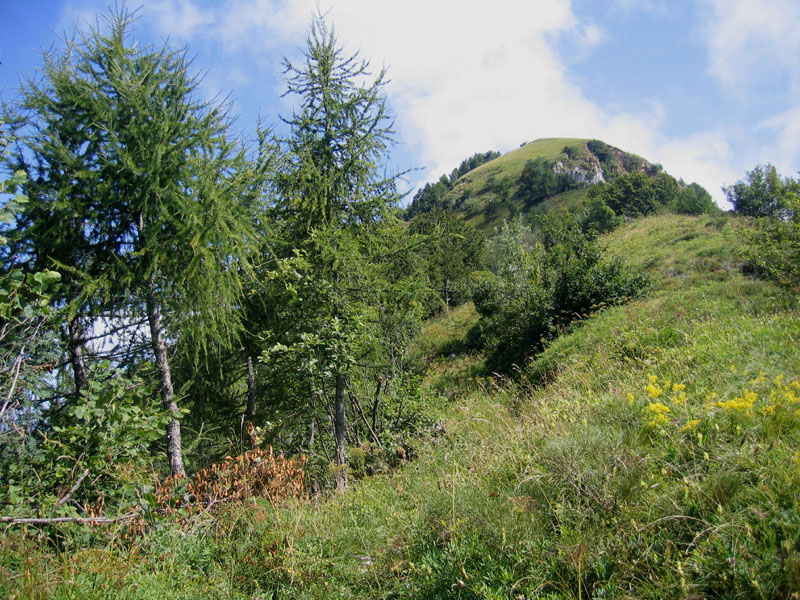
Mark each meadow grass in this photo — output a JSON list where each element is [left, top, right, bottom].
[[4, 213, 799, 599]]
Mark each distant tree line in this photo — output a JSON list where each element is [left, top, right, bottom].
[[405, 150, 500, 218]]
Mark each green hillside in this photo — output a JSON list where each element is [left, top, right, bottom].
[[4, 8, 797, 599], [408, 137, 661, 230], [10, 213, 798, 599]]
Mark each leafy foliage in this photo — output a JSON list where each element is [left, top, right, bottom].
[[517, 156, 577, 205], [405, 150, 500, 218], [744, 190, 800, 290], [581, 195, 622, 233], [263, 15, 430, 489], [588, 171, 716, 233], [472, 216, 649, 374], [673, 181, 718, 215], [409, 209, 485, 312], [725, 163, 798, 218]]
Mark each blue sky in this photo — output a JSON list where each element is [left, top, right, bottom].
[[2, 0, 799, 206]]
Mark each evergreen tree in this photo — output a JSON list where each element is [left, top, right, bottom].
[[9, 8, 264, 477], [274, 14, 402, 490], [409, 209, 484, 312]]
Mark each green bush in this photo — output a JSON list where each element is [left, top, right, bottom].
[[744, 191, 800, 290], [472, 216, 649, 374], [725, 163, 798, 218]]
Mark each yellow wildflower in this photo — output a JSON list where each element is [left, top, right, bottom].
[[648, 374, 658, 384], [681, 419, 701, 432], [673, 392, 688, 405], [627, 393, 635, 406], [716, 390, 757, 411], [646, 383, 663, 399], [645, 401, 671, 427], [672, 383, 686, 393]]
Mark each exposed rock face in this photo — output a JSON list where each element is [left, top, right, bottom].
[[554, 160, 605, 185], [555, 140, 654, 187]]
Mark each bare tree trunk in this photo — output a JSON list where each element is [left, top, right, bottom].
[[67, 317, 88, 396], [334, 373, 347, 492], [371, 376, 382, 434], [245, 355, 256, 421], [145, 273, 185, 478]]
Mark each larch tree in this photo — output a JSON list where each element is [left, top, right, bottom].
[[9, 8, 264, 477], [274, 14, 401, 490]]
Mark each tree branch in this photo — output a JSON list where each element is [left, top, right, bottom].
[[56, 468, 89, 506], [0, 511, 139, 526]]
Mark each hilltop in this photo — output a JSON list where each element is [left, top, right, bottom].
[[406, 137, 671, 229]]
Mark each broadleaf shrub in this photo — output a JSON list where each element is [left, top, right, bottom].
[[472, 216, 649, 374], [744, 192, 800, 291]]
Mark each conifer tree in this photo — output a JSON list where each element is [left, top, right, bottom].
[[275, 14, 400, 490], [9, 8, 264, 477]]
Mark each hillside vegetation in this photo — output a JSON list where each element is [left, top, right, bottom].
[[3, 7, 799, 600], [407, 138, 663, 229], [6, 213, 799, 599]]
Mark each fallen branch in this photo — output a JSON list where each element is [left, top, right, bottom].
[[56, 468, 89, 506], [0, 511, 139, 526]]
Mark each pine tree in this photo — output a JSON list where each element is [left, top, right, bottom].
[[275, 14, 401, 490]]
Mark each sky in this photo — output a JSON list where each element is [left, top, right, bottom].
[[1, 0, 799, 207]]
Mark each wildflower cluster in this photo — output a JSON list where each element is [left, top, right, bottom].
[[710, 373, 800, 423], [714, 389, 758, 412], [639, 375, 693, 428], [634, 371, 800, 434]]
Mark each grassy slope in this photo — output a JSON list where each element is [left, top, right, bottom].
[[447, 138, 590, 231], [7, 214, 800, 599]]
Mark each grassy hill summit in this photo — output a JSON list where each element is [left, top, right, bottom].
[[406, 138, 714, 230], [408, 138, 661, 227]]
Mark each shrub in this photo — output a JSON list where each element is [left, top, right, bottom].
[[473, 216, 649, 374], [744, 191, 800, 290], [725, 164, 798, 218]]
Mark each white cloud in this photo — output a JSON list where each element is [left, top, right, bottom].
[[758, 108, 800, 176], [56, 0, 746, 204], [145, 0, 215, 39], [577, 23, 607, 48], [299, 1, 646, 181], [703, 0, 800, 92], [304, 0, 741, 202]]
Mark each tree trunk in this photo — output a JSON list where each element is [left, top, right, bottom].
[[334, 372, 347, 492], [371, 376, 382, 434], [145, 273, 185, 478], [67, 317, 88, 396], [245, 355, 256, 421]]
